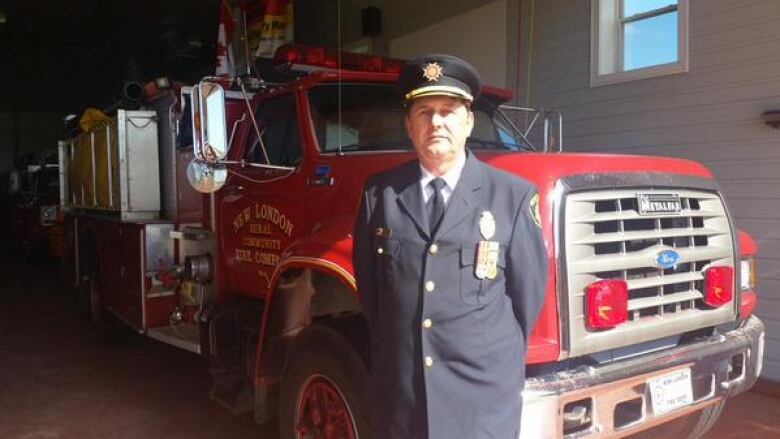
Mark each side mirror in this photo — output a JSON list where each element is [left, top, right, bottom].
[[186, 159, 227, 194], [192, 81, 229, 162]]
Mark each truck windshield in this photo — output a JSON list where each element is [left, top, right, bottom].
[[307, 83, 528, 153]]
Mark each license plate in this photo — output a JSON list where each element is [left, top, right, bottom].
[[648, 368, 693, 415]]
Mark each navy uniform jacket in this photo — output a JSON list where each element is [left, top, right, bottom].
[[353, 152, 548, 439]]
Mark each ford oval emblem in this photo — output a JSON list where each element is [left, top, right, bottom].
[[655, 250, 681, 269]]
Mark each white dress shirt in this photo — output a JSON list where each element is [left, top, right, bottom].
[[419, 152, 467, 206]]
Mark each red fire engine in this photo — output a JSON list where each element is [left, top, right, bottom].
[[59, 45, 764, 438]]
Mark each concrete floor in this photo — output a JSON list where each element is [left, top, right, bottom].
[[0, 246, 778, 439]]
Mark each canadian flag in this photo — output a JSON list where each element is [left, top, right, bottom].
[[215, 0, 236, 76]]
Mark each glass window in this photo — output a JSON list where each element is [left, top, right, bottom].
[[591, 0, 688, 86], [622, 1, 678, 71], [623, 0, 675, 17], [307, 83, 524, 153], [308, 84, 408, 152], [245, 94, 302, 166]]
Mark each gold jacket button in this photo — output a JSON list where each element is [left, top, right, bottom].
[[424, 356, 434, 368], [429, 243, 438, 255], [425, 281, 435, 292], [422, 318, 433, 329]]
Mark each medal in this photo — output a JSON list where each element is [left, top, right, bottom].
[[475, 211, 499, 280], [475, 241, 488, 279], [475, 240, 499, 280]]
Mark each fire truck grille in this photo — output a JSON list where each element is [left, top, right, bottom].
[[563, 189, 736, 357]]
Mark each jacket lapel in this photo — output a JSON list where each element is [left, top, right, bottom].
[[435, 152, 484, 238], [395, 162, 431, 240]]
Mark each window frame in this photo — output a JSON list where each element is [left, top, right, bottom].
[[590, 0, 689, 87], [244, 93, 304, 167]]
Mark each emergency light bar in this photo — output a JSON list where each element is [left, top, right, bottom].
[[273, 44, 405, 74]]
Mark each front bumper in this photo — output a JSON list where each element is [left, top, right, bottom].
[[520, 316, 765, 438]]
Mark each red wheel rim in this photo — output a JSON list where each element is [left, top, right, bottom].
[[295, 374, 358, 439]]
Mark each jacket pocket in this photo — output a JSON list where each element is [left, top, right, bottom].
[[460, 244, 506, 305], [375, 238, 402, 290]]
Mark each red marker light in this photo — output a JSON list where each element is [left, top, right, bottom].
[[586, 280, 628, 330], [273, 44, 405, 73], [704, 266, 734, 307]]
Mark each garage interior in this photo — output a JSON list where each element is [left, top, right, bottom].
[[1, 0, 778, 438]]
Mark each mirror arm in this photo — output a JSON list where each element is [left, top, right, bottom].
[[228, 113, 248, 151], [240, 81, 271, 165], [213, 159, 295, 171]]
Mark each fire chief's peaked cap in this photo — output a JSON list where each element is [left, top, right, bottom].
[[398, 53, 483, 103]]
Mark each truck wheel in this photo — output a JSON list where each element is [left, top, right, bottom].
[[633, 400, 725, 439], [85, 270, 125, 342], [278, 326, 371, 439], [680, 400, 725, 439]]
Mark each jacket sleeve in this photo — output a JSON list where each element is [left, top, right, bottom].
[[506, 188, 548, 343], [353, 186, 378, 334]]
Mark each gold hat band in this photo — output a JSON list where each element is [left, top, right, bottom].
[[405, 85, 474, 102]]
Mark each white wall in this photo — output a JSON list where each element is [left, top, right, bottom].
[[519, 0, 780, 381], [389, 0, 507, 88]]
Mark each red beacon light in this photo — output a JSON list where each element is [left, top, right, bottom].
[[586, 279, 629, 330], [273, 44, 405, 74], [704, 266, 734, 307]]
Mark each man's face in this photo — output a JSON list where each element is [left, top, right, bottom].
[[405, 95, 474, 172]]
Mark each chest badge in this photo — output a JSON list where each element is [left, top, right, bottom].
[[479, 211, 496, 240], [476, 211, 499, 280]]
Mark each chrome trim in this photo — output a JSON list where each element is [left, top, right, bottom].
[[521, 316, 764, 439], [146, 325, 201, 353], [551, 180, 570, 359], [560, 173, 720, 192], [106, 125, 113, 208], [141, 229, 147, 329]]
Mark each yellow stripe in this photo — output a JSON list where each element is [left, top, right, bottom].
[[272, 256, 357, 291], [405, 85, 473, 102]]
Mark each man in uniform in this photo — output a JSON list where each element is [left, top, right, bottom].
[[353, 54, 548, 439]]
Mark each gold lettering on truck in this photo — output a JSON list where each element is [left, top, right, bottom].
[[241, 237, 282, 250], [254, 203, 295, 237]]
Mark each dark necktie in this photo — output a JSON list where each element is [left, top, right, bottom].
[[427, 178, 446, 235]]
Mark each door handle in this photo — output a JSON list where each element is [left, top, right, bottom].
[[307, 176, 335, 187]]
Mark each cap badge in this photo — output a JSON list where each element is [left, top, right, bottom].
[[422, 62, 444, 82]]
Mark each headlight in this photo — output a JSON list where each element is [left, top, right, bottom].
[[740, 258, 755, 291]]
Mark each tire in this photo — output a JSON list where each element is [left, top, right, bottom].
[[681, 400, 725, 439], [84, 269, 126, 343], [631, 400, 725, 439], [278, 326, 372, 439]]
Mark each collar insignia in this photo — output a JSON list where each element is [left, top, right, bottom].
[[530, 193, 542, 228], [422, 62, 444, 82]]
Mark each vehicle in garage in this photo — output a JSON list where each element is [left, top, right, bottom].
[[59, 45, 765, 438], [9, 154, 65, 260]]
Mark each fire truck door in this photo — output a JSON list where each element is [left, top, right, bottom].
[[219, 93, 308, 298]]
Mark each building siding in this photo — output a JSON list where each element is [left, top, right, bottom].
[[519, 0, 780, 381]]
